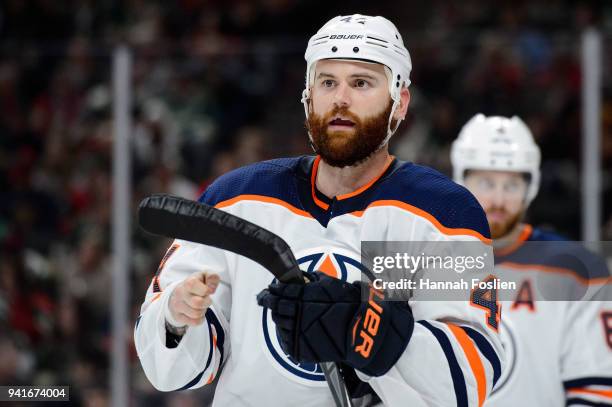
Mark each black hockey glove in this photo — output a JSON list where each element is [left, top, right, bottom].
[[256, 271, 414, 377]]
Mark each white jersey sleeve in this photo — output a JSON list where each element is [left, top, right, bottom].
[[134, 239, 231, 391], [562, 282, 612, 406]]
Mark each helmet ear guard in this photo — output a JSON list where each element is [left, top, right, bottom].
[[302, 15, 412, 148], [451, 114, 542, 204]]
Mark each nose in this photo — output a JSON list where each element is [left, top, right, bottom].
[[332, 82, 351, 108], [490, 186, 506, 208]]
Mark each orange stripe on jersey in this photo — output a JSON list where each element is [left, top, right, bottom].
[[447, 324, 487, 407], [206, 373, 215, 384], [497, 261, 612, 286], [566, 388, 612, 399], [205, 335, 219, 384], [495, 224, 532, 257], [310, 156, 329, 210], [336, 155, 395, 201], [215, 194, 313, 218], [310, 155, 394, 208], [350, 200, 492, 244]]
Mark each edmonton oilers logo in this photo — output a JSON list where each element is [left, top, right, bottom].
[[261, 247, 367, 385]]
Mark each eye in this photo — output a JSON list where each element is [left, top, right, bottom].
[[322, 79, 335, 88], [477, 178, 494, 191], [354, 79, 369, 88], [505, 183, 518, 193], [504, 181, 525, 194]]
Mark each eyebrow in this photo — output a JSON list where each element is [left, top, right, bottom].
[[316, 72, 380, 80]]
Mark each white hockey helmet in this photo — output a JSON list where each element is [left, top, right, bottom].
[[451, 114, 541, 204], [301, 14, 412, 146]]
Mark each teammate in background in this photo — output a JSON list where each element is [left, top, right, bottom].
[[135, 15, 503, 406], [451, 114, 612, 406]]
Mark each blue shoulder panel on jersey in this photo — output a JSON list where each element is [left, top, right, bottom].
[[198, 157, 490, 237], [501, 227, 610, 281], [198, 157, 304, 209], [528, 227, 566, 242], [370, 162, 491, 239]]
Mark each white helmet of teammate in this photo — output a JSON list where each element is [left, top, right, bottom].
[[451, 114, 541, 204], [301, 14, 412, 147]]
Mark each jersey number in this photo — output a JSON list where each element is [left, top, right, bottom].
[[470, 275, 501, 331], [153, 243, 180, 293], [340, 16, 366, 24]]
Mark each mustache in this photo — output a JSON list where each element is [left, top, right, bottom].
[[487, 207, 509, 215], [487, 207, 524, 239], [322, 106, 361, 125]]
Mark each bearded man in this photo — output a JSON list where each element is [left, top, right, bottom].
[[451, 114, 612, 406], [135, 15, 504, 406]]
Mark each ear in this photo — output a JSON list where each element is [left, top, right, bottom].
[[307, 92, 314, 115], [393, 87, 411, 120]]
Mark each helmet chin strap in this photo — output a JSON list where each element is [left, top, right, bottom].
[[301, 89, 316, 151], [378, 97, 401, 151], [377, 66, 403, 150]]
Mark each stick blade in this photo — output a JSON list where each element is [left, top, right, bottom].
[[138, 194, 303, 284]]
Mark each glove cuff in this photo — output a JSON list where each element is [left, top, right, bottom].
[[347, 298, 414, 377]]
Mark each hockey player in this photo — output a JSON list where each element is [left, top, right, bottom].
[[451, 114, 612, 406], [135, 15, 504, 406]]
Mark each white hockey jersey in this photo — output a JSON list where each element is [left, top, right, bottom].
[[134, 156, 504, 406], [486, 225, 612, 406]]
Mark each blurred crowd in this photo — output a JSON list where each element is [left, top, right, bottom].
[[1, 0, 611, 405]]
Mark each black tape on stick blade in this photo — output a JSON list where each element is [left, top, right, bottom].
[[138, 194, 304, 285]]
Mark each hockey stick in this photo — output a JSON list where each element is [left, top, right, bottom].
[[138, 194, 353, 407]]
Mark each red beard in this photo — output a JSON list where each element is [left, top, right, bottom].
[[488, 208, 524, 239], [306, 101, 394, 168]]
